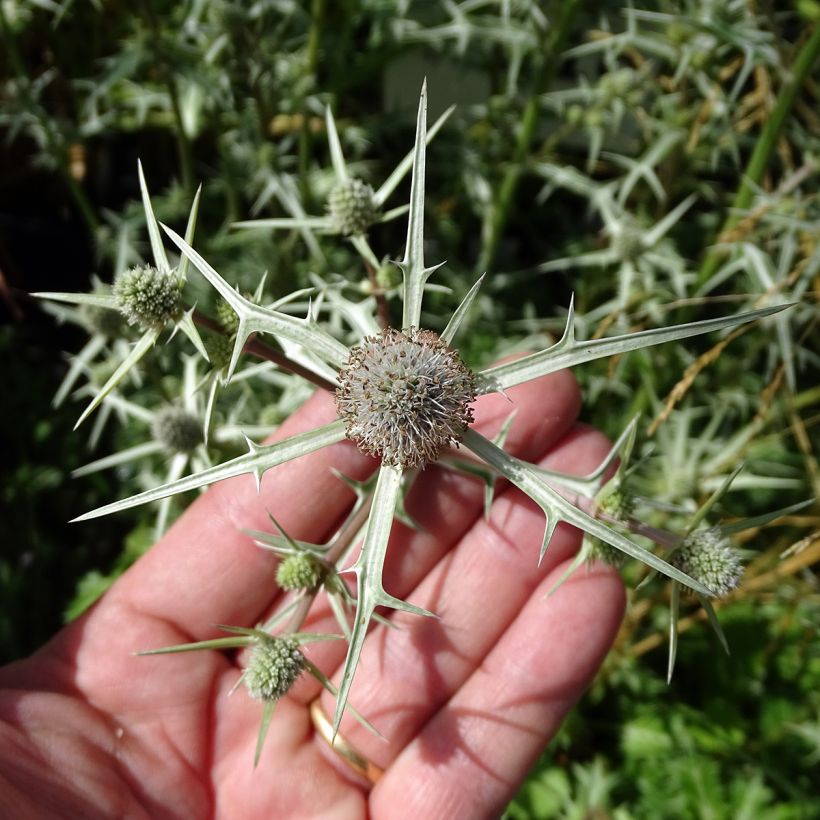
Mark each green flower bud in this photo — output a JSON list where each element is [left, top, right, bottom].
[[80, 303, 127, 338], [612, 223, 644, 262], [113, 265, 183, 330], [276, 553, 323, 591], [596, 479, 635, 521], [244, 636, 306, 702], [327, 177, 379, 236], [588, 537, 627, 568], [215, 298, 240, 335], [375, 262, 402, 290], [151, 405, 202, 453], [672, 527, 743, 598], [207, 333, 234, 371]]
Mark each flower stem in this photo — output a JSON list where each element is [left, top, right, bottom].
[[477, 0, 582, 273], [696, 25, 820, 288], [140, 0, 195, 198], [191, 308, 337, 392]]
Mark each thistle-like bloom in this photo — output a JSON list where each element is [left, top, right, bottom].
[[672, 527, 743, 598], [244, 636, 306, 702], [113, 264, 184, 330], [327, 177, 379, 236], [276, 553, 323, 591], [151, 405, 202, 454], [335, 327, 476, 468]]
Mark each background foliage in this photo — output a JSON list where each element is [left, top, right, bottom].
[[1, 0, 818, 816]]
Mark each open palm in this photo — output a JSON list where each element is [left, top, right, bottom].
[[0, 368, 624, 819]]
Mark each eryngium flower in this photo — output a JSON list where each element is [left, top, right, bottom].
[[672, 527, 743, 598], [276, 553, 323, 591], [244, 636, 306, 702], [113, 265, 183, 329], [336, 328, 476, 468], [151, 406, 202, 453], [327, 177, 379, 236]]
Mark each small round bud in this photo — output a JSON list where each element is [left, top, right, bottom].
[[113, 265, 183, 330], [80, 303, 127, 338], [151, 406, 202, 453], [596, 480, 635, 521], [672, 527, 743, 598], [206, 333, 234, 371], [244, 636, 306, 702], [565, 104, 585, 126], [336, 328, 477, 469], [612, 222, 644, 262], [375, 262, 401, 290], [276, 553, 323, 591], [215, 298, 239, 335], [327, 178, 379, 236]]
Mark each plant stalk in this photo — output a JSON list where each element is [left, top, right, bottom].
[[697, 25, 820, 287], [477, 0, 582, 273]]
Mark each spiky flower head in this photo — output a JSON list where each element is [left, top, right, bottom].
[[672, 527, 743, 598], [276, 553, 323, 591], [113, 265, 183, 330], [336, 327, 477, 469], [243, 636, 306, 702], [151, 405, 202, 454], [327, 177, 379, 236]]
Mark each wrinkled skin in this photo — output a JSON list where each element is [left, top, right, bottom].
[[0, 367, 624, 819]]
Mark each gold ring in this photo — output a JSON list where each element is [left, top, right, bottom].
[[309, 698, 384, 785]]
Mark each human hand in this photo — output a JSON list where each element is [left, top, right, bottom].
[[0, 368, 624, 819]]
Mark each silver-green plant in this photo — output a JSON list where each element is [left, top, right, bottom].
[[43, 83, 790, 761]]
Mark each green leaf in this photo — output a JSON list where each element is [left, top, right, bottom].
[[254, 701, 276, 768], [401, 80, 441, 330], [325, 104, 348, 182], [375, 103, 455, 206], [479, 302, 793, 393], [33, 291, 118, 309], [463, 429, 714, 595], [72, 420, 347, 521], [137, 160, 170, 274], [178, 184, 202, 281], [441, 274, 485, 346], [333, 464, 434, 735], [74, 328, 161, 429], [161, 223, 349, 376]]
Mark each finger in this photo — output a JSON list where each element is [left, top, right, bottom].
[[372, 559, 625, 819], [93, 389, 376, 643], [313, 425, 613, 772], [247, 368, 581, 692]]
